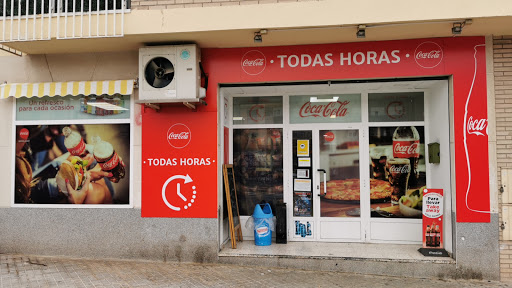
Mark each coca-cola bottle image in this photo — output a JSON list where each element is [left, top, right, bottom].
[[93, 136, 125, 183], [63, 126, 88, 157], [425, 225, 431, 247], [392, 126, 420, 187], [435, 225, 441, 247]]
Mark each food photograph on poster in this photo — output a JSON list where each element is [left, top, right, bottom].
[[368, 126, 426, 218], [14, 124, 130, 205]]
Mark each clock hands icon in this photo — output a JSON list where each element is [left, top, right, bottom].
[[162, 174, 197, 211]]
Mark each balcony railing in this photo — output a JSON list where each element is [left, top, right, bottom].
[[0, 0, 126, 42]]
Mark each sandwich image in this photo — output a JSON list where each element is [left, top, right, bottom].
[[56, 156, 88, 195]]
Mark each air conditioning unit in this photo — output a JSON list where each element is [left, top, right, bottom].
[[138, 44, 205, 103]]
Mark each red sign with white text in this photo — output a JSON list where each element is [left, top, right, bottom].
[[422, 189, 444, 249], [142, 109, 217, 218], [199, 37, 490, 222], [141, 37, 490, 222]]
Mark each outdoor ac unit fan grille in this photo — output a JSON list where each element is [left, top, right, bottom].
[[144, 57, 175, 88]]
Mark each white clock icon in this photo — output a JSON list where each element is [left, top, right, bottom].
[[161, 174, 197, 211]]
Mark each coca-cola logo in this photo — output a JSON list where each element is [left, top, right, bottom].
[[167, 123, 191, 149], [414, 42, 443, 68], [19, 128, 29, 140], [299, 101, 350, 118], [241, 50, 266, 75], [393, 141, 420, 157], [101, 152, 119, 171], [324, 131, 335, 142], [389, 164, 411, 174], [467, 116, 488, 136]]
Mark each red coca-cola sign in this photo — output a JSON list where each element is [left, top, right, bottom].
[[299, 101, 350, 118], [467, 116, 488, 136], [393, 140, 420, 158], [414, 41, 443, 68], [324, 131, 335, 142], [167, 123, 191, 149], [241, 50, 266, 75], [19, 128, 29, 140]]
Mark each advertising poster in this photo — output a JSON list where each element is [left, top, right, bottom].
[[368, 126, 426, 218], [420, 188, 447, 256], [231, 128, 283, 216], [294, 220, 313, 238], [14, 124, 130, 205], [297, 140, 309, 157], [142, 109, 218, 218]]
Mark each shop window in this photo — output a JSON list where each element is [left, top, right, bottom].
[[233, 96, 283, 125], [232, 128, 283, 215], [289, 94, 361, 124], [368, 126, 426, 218], [14, 94, 131, 206], [368, 92, 424, 122]]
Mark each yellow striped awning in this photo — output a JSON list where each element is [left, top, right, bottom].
[[0, 79, 134, 99]]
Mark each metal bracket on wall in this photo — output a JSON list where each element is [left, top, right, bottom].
[[501, 222, 506, 231], [144, 103, 161, 111]]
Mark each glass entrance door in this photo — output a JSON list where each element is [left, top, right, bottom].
[[291, 127, 364, 242]]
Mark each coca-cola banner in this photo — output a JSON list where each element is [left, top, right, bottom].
[[142, 108, 217, 218], [289, 94, 361, 124], [422, 188, 444, 250], [14, 124, 130, 205], [202, 36, 490, 222]]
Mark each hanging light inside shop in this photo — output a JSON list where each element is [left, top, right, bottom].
[[310, 96, 339, 103], [356, 25, 366, 38]]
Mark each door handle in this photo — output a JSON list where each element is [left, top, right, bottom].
[[317, 169, 326, 197]]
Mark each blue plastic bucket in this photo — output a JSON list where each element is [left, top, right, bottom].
[[253, 203, 273, 246]]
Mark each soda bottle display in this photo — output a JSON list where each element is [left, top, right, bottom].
[[93, 136, 125, 183], [392, 126, 420, 187], [425, 225, 431, 247], [435, 225, 441, 247], [63, 126, 88, 157]]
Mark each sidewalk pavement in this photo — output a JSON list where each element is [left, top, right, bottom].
[[0, 254, 510, 288]]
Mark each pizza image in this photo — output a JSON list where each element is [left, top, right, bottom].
[[322, 179, 392, 201]]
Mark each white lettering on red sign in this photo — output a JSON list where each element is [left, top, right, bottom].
[[299, 101, 350, 118], [414, 41, 443, 68], [167, 123, 192, 149], [467, 116, 488, 136], [389, 164, 411, 174], [168, 132, 190, 140], [100, 151, 120, 171], [19, 128, 29, 140], [243, 59, 264, 67], [241, 50, 267, 75], [416, 50, 441, 59], [393, 141, 420, 158]]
